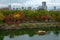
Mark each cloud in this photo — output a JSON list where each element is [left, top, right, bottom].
[[0, 0, 27, 3], [0, 0, 60, 8], [0, 4, 8, 8], [23, 0, 60, 7], [47, 3, 60, 6], [23, 0, 42, 7], [10, 3, 22, 6]]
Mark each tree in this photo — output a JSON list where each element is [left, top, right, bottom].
[[0, 12, 4, 23]]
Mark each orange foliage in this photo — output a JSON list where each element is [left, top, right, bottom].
[[4, 12, 25, 24]]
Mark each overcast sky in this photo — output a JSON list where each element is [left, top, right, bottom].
[[0, 0, 60, 8]]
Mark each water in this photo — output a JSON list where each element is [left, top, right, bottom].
[[0, 27, 60, 40]]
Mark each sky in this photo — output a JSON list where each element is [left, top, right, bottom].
[[0, 0, 60, 9]]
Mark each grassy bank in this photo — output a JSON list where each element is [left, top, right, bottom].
[[0, 23, 60, 29]]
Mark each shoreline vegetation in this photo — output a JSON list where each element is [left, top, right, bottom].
[[0, 9, 60, 29], [0, 28, 60, 38], [0, 23, 60, 29]]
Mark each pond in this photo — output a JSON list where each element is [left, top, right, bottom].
[[0, 27, 60, 40]]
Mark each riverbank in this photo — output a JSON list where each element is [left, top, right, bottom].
[[0, 23, 60, 30]]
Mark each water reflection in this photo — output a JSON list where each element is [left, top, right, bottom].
[[0, 27, 60, 40]]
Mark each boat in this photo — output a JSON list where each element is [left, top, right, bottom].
[[37, 30, 46, 35]]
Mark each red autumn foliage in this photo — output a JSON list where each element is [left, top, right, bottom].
[[4, 14, 13, 20], [4, 12, 25, 24], [41, 16, 48, 20]]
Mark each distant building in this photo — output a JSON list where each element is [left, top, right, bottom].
[[13, 8, 15, 10], [37, 6, 44, 10], [16, 8, 19, 10], [33, 8, 36, 10], [21, 7, 24, 10], [37, 2, 47, 10], [24, 7, 26, 10], [54, 6, 56, 10], [42, 2, 46, 6], [8, 5, 11, 10], [0, 5, 11, 10], [0, 2, 48, 10], [42, 2, 47, 10], [28, 7, 32, 10]]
